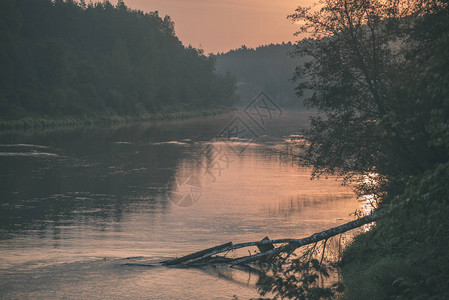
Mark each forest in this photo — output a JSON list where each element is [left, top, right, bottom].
[[0, 0, 236, 127], [215, 43, 307, 108]]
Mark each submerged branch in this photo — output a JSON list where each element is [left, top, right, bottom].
[[161, 210, 384, 267]]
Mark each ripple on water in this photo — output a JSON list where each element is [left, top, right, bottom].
[[0, 152, 58, 157], [0, 144, 49, 149]]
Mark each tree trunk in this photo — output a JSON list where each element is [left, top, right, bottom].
[[161, 210, 384, 267]]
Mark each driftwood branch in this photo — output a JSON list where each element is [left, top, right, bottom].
[[231, 210, 383, 265], [161, 242, 232, 266], [161, 210, 384, 267]]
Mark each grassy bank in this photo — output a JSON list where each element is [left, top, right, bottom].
[[340, 163, 449, 299], [0, 107, 234, 131]]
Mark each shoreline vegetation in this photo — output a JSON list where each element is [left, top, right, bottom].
[[280, 0, 449, 299], [0, 0, 237, 130], [0, 107, 234, 131]]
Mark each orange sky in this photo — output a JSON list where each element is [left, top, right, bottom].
[[123, 0, 312, 54]]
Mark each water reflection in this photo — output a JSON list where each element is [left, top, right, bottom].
[[0, 112, 362, 299], [0, 115, 238, 238]]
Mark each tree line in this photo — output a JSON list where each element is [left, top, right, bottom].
[[214, 43, 307, 108], [0, 0, 236, 122]]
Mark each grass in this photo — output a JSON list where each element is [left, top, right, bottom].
[[340, 163, 449, 299], [0, 107, 234, 131], [340, 231, 424, 300]]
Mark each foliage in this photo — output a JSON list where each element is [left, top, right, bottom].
[[342, 162, 449, 299], [263, 0, 449, 299], [257, 258, 342, 300], [255, 239, 348, 300], [214, 43, 307, 108], [0, 0, 236, 123], [340, 20, 449, 297], [289, 0, 448, 191]]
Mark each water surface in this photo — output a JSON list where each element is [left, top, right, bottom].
[[0, 111, 361, 299]]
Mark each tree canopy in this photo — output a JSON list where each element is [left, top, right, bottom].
[[279, 0, 449, 298], [0, 0, 236, 122], [290, 0, 448, 194]]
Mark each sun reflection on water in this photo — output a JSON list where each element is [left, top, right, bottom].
[[358, 172, 381, 231]]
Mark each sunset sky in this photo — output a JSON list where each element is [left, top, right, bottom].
[[123, 0, 313, 54]]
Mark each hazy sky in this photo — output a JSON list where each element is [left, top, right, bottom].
[[123, 0, 312, 53]]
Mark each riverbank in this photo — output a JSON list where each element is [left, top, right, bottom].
[[340, 162, 449, 299], [0, 107, 234, 131]]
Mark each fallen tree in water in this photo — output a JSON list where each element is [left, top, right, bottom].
[[160, 210, 384, 267]]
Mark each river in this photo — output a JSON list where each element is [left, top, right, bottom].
[[0, 110, 361, 299]]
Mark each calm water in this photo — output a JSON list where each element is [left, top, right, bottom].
[[0, 111, 361, 299]]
